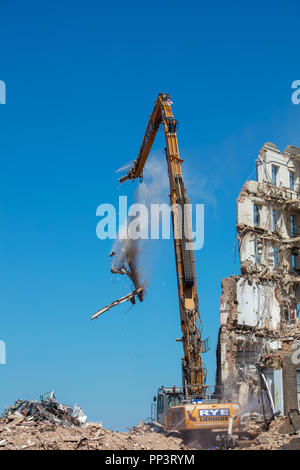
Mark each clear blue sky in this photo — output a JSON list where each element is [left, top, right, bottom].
[[0, 0, 299, 431]]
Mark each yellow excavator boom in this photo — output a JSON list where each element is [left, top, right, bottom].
[[120, 94, 240, 436], [120, 93, 206, 398]]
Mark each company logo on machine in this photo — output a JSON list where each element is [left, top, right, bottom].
[[198, 408, 230, 417]]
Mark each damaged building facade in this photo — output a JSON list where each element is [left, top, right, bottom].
[[216, 143, 300, 426]]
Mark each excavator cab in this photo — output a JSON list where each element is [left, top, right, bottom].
[[155, 386, 184, 426], [153, 386, 240, 432]]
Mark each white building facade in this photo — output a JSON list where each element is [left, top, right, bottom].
[[215, 143, 300, 429]]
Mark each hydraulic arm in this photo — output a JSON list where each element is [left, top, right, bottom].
[[120, 93, 207, 398]]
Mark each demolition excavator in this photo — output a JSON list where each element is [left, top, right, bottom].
[[119, 93, 240, 434]]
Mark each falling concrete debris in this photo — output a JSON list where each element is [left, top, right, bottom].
[[91, 287, 144, 320], [110, 248, 144, 300], [92, 157, 168, 321], [92, 217, 146, 319], [110, 224, 144, 293], [215, 142, 300, 433], [91, 237, 145, 320]]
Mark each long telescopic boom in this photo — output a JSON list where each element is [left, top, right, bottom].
[[120, 93, 207, 398]]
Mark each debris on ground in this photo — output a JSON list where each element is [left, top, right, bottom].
[[237, 415, 300, 450], [2, 394, 300, 451], [1, 391, 87, 429], [0, 416, 187, 450]]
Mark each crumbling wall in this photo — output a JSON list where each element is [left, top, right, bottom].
[[216, 143, 300, 426]]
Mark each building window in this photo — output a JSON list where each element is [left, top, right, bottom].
[[292, 254, 296, 269], [255, 240, 263, 263], [168, 395, 182, 408], [254, 204, 260, 227], [274, 247, 278, 268], [272, 165, 278, 186], [292, 250, 300, 274], [290, 304, 297, 322], [157, 395, 164, 414], [272, 210, 277, 232], [291, 215, 295, 237], [254, 241, 259, 263], [290, 171, 295, 190], [286, 305, 299, 323]]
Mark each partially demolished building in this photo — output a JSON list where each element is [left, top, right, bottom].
[[216, 143, 300, 425]]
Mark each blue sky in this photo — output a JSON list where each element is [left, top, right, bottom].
[[0, 0, 299, 431]]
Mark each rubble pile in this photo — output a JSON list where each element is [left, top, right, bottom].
[[0, 415, 186, 450], [1, 392, 299, 451], [241, 416, 300, 450], [2, 405, 300, 450], [1, 391, 87, 428]]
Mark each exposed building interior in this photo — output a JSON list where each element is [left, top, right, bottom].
[[215, 142, 300, 432]]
